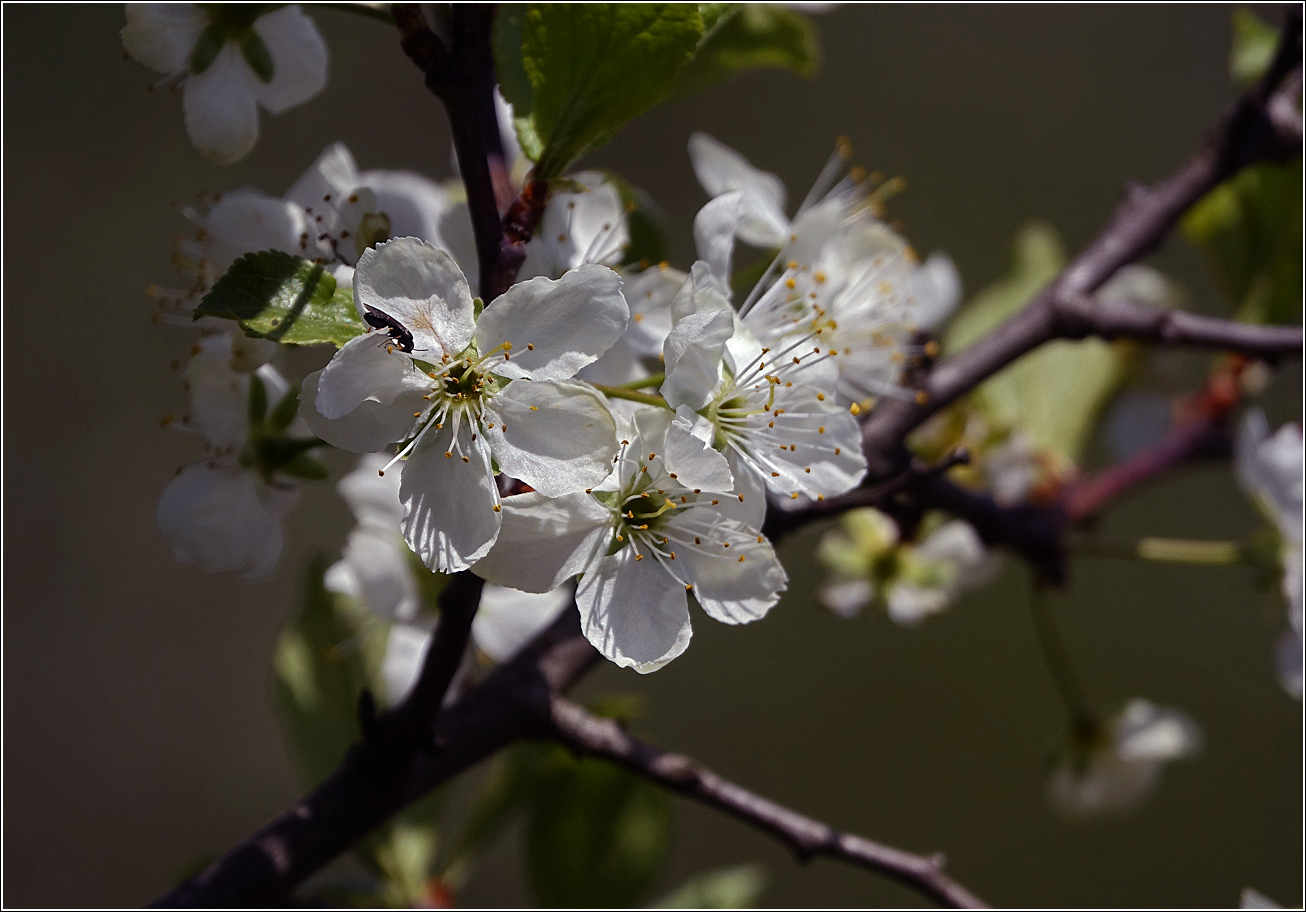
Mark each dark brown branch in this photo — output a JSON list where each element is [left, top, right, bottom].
[[1056, 296, 1305, 360], [156, 609, 599, 907], [860, 12, 1303, 478], [548, 699, 988, 910]]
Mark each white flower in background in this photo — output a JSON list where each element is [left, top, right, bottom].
[[1047, 699, 1201, 819], [303, 238, 627, 573], [1236, 410, 1304, 699], [1241, 888, 1285, 909], [122, 4, 328, 164], [578, 263, 687, 386], [689, 132, 961, 405], [156, 333, 304, 581], [659, 266, 867, 522], [154, 142, 454, 321], [325, 456, 570, 704], [475, 408, 787, 672], [817, 507, 994, 624]]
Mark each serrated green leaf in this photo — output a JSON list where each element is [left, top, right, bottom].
[[527, 747, 672, 907], [944, 222, 1129, 469], [1181, 160, 1303, 326], [1230, 8, 1279, 86], [650, 863, 768, 908], [196, 250, 366, 348], [672, 3, 819, 100], [512, 4, 704, 179]]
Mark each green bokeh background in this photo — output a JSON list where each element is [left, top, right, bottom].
[[3, 4, 1300, 907]]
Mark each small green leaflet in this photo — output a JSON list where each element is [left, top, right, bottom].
[[1230, 8, 1279, 87], [196, 249, 366, 348], [651, 863, 769, 908], [496, 4, 703, 179], [671, 3, 819, 100]]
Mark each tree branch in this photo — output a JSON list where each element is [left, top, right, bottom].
[[156, 609, 598, 907], [548, 698, 988, 910], [860, 10, 1303, 477]]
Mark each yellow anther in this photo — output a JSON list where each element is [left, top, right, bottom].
[[791, 492, 799, 500], [444, 451, 452, 458], [529, 406, 538, 411], [924, 340, 940, 357], [834, 447, 842, 455], [915, 390, 930, 405], [685, 583, 694, 590], [462, 456, 469, 463], [785, 278, 796, 290], [723, 542, 731, 548], [818, 426, 825, 434], [639, 524, 648, 530], [413, 411, 422, 417], [817, 494, 825, 501], [635, 553, 643, 561], [849, 402, 861, 416], [711, 499, 719, 505], [804, 467, 811, 473], [503, 341, 513, 351], [738, 555, 746, 562], [786, 260, 798, 270], [694, 537, 701, 544], [737, 494, 744, 502], [669, 473, 678, 479], [793, 356, 801, 364], [815, 271, 827, 284], [616, 534, 624, 542], [670, 551, 677, 559], [527, 343, 535, 350], [771, 472, 780, 477], [493, 504, 501, 512]]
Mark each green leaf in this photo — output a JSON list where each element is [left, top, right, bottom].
[[273, 558, 388, 787], [506, 4, 704, 179], [1181, 160, 1303, 326], [944, 222, 1129, 469], [196, 250, 366, 348], [672, 4, 819, 100], [650, 863, 768, 908], [1230, 9, 1279, 87], [527, 747, 673, 907]]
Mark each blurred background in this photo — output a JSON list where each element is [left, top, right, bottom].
[[4, 3, 1301, 907]]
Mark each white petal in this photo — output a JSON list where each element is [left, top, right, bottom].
[[437, 201, 479, 290], [577, 547, 692, 673], [670, 513, 786, 624], [620, 264, 688, 357], [908, 251, 963, 332], [355, 237, 475, 359], [200, 189, 315, 273], [664, 405, 733, 492], [886, 582, 951, 626], [1240, 888, 1285, 910], [473, 492, 612, 593], [1276, 621, 1304, 699], [477, 265, 628, 381], [251, 5, 329, 114], [360, 169, 453, 246], [820, 579, 873, 620], [473, 584, 573, 663], [157, 463, 288, 581], [916, 520, 994, 586], [576, 336, 649, 386], [301, 364, 427, 454], [661, 308, 733, 411], [122, 3, 207, 74], [1047, 744, 1161, 819], [714, 449, 768, 530], [314, 334, 431, 421], [670, 262, 733, 324], [693, 192, 742, 294], [1114, 700, 1202, 762], [327, 525, 419, 620], [688, 132, 789, 248], [738, 389, 866, 500], [182, 43, 261, 165], [338, 454, 405, 528], [285, 142, 359, 213], [519, 170, 629, 278], [483, 380, 618, 496], [381, 622, 433, 705], [399, 420, 500, 572], [184, 334, 249, 448]]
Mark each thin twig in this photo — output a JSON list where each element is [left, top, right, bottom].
[[859, 12, 1303, 478], [548, 698, 988, 910]]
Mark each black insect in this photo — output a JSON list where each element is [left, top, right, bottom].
[[362, 304, 415, 353]]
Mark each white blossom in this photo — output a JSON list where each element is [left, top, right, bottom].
[[690, 133, 962, 406], [817, 507, 994, 624], [156, 334, 301, 581], [327, 456, 570, 704], [154, 142, 454, 321], [122, 4, 327, 164], [1236, 410, 1304, 698], [1047, 699, 1201, 820], [1241, 888, 1285, 909], [475, 408, 787, 673], [303, 237, 627, 573]]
